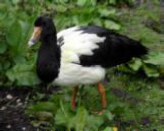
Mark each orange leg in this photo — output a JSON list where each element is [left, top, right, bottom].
[[72, 86, 79, 110], [98, 83, 107, 109]]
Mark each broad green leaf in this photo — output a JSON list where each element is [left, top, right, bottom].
[[103, 127, 113, 131], [29, 102, 56, 112], [6, 63, 40, 86], [17, 72, 40, 85], [144, 52, 164, 66], [3, 62, 11, 70], [0, 9, 7, 20], [74, 107, 88, 131], [12, 0, 20, 4], [99, 9, 116, 17], [108, 0, 116, 4], [143, 64, 160, 77], [35, 111, 53, 121], [90, 0, 97, 6], [128, 59, 142, 71], [55, 107, 72, 126], [0, 42, 7, 54], [105, 111, 114, 120], [93, 18, 103, 26], [86, 115, 103, 130], [54, 5, 67, 13], [77, 0, 87, 6], [19, 21, 31, 37], [104, 20, 121, 30], [13, 56, 26, 64], [55, 109, 68, 125], [6, 20, 22, 47], [77, 0, 96, 6]]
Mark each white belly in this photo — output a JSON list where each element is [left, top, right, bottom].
[[53, 63, 105, 86]]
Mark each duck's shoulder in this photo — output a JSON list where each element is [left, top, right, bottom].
[[76, 25, 111, 35], [57, 25, 113, 36], [56, 25, 115, 47], [57, 26, 79, 38]]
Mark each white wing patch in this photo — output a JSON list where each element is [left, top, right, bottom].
[[57, 26, 106, 63], [54, 27, 106, 86]]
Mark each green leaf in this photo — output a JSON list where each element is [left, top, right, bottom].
[[12, 0, 20, 4], [93, 18, 103, 26], [35, 111, 53, 121], [55, 5, 67, 13], [3, 62, 11, 70], [77, 0, 87, 6], [19, 21, 31, 38], [103, 127, 113, 131], [86, 115, 103, 130], [143, 64, 160, 77], [104, 20, 121, 30], [99, 9, 116, 17], [128, 59, 142, 71], [17, 72, 40, 85], [55, 105, 73, 126], [6, 63, 40, 86], [29, 102, 56, 112], [77, 0, 96, 6], [0, 6, 7, 20], [105, 110, 114, 120], [144, 52, 164, 66], [13, 56, 26, 64], [0, 42, 7, 54], [90, 0, 97, 6], [108, 0, 116, 5], [6, 20, 22, 47], [73, 107, 88, 131]]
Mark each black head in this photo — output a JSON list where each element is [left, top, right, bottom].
[[34, 16, 56, 36], [28, 16, 57, 47], [34, 16, 53, 26]]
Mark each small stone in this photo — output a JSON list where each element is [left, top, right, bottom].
[[6, 125, 11, 129], [16, 99, 21, 103], [17, 102, 23, 106], [6, 94, 13, 100], [0, 106, 6, 110], [22, 127, 26, 130]]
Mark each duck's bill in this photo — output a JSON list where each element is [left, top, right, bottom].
[[28, 27, 42, 47]]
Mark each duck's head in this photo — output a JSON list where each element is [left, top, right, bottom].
[[28, 16, 56, 47]]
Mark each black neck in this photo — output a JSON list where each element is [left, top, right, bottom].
[[37, 31, 61, 84], [41, 32, 57, 47]]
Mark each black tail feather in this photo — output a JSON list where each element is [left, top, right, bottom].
[[130, 41, 148, 58]]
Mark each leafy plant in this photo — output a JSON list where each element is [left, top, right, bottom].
[[27, 94, 117, 131], [0, 2, 38, 86], [125, 52, 164, 78], [108, 0, 135, 6]]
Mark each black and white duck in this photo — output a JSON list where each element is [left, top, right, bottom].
[[28, 16, 148, 113]]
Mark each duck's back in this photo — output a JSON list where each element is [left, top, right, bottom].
[[57, 26, 148, 68]]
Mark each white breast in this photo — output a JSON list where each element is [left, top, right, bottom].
[[53, 63, 105, 86]]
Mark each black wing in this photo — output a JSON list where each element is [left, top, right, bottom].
[[78, 26, 148, 68]]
